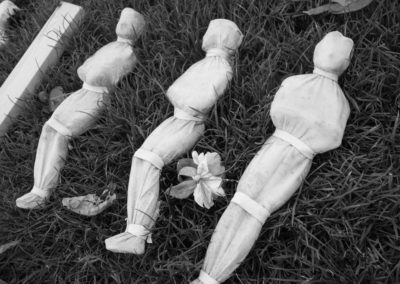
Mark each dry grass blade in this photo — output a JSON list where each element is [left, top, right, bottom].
[[0, 240, 20, 254]]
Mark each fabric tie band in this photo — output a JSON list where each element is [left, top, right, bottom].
[[231, 192, 270, 224], [46, 119, 73, 137], [199, 270, 219, 284], [116, 36, 132, 44], [273, 129, 315, 160], [313, 67, 338, 82], [134, 148, 165, 170], [206, 48, 230, 62], [174, 108, 204, 122], [82, 82, 109, 94], [31, 186, 52, 199], [126, 224, 152, 243]]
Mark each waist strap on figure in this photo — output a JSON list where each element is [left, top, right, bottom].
[[82, 82, 109, 94], [206, 48, 230, 62], [46, 118, 73, 137], [134, 148, 164, 169], [126, 224, 152, 243], [174, 107, 205, 122], [199, 270, 219, 284], [313, 67, 338, 81], [273, 129, 315, 160], [231, 192, 271, 224]]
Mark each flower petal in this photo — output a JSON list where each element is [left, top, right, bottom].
[[203, 177, 225, 198], [203, 177, 224, 196], [197, 161, 208, 176], [166, 180, 197, 199], [205, 152, 225, 176], [194, 182, 214, 209], [192, 151, 200, 165]]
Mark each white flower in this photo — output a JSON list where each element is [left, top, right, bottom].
[[191, 151, 225, 209], [167, 151, 225, 209]]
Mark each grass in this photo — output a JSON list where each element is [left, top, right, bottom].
[[0, 0, 400, 283]]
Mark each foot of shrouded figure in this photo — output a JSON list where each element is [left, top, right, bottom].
[[15, 192, 48, 209], [105, 156, 160, 255], [105, 232, 145, 254]]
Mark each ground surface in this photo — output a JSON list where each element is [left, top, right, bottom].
[[0, 0, 399, 283]]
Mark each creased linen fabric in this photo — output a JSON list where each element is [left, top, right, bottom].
[[105, 19, 243, 254], [191, 31, 354, 284], [15, 8, 145, 209]]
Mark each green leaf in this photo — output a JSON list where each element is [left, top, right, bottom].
[[304, 0, 373, 15], [178, 166, 197, 182], [331, 0, 351, 6], [331, 0, 373, 14], [177, 158, 197, 173], [166, 180, 197, 199], [205, 152, 225, 176], [304, 4, 336, 15]]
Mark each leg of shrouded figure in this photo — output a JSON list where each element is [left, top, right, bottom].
[[15, 90, 106, 210], [105, 155, 161, 254], [15, 120, 70, 209], [105, 117, 205, 254], [191, 196, 267, 284]]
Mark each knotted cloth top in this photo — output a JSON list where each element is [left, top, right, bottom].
[[116, 7, 146, 44], [313, 31, 354, 78], [202, 19, 243, 56]]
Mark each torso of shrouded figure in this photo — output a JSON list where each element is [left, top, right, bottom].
[[236, 136, 312, 213], [77, 42, 137, 87], [270, 74, 350, 153], [166, 57, 232, 116]]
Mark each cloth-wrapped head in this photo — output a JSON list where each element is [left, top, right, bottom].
[[202, 19, 243, 56], [116, 8, 146, 44], [77, 8, 145, 88], [313, 31, 354, 76]]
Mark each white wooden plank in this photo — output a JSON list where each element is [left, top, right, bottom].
[[0, 1, 84, 136]]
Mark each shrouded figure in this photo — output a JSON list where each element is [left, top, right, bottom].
[[0, 0, 19, 46], [191, 31, 354, 284], [15, 8, 146, 209], [105, 19, 243, 254]]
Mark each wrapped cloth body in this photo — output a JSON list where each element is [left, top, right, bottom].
[[0, 0, 19, 46], [191, 31, 354, 284], [105, 19, 243, 254], [15, 8, 146, 209]]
